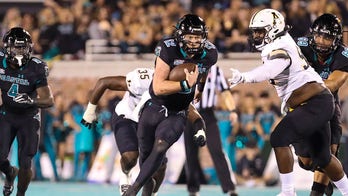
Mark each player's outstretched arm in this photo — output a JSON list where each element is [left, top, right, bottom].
[[324, 70, 348, 93], [89, 76, 127, 104], [82, 76, 127, 129]]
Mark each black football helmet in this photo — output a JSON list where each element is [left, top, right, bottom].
[[3, 27, 33, 68], [309, 13, 342, 55], [174, 14, 208, 55]]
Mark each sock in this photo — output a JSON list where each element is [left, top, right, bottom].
[[332, 174, 348, 196], [279, 172, 295, 195], [119, 170, 132, 185], [311, 182, 326, 194]]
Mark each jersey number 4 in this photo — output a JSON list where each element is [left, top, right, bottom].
[[7, 84, 19, 98]]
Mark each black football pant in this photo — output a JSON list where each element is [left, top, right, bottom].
[[184, 108, 235, 193]]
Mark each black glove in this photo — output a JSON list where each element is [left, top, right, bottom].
[[193, 129, 206, 147], [13, 93, 34, 104], [80, 118, 98, 129]]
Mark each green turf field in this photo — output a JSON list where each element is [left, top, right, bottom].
[[13, 182, 342, 196]]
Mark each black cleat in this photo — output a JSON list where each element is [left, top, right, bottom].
[[325, 182, 333, 196], [3, 167, 18, 196], [228, 190, 238, 196], [310, 190, 324, 196]]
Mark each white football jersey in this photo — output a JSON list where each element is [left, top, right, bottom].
[[245, 33, 323, 104], [115, 68, 154, 120]]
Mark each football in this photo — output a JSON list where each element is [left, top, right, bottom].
[[169, 63, 197, 81]]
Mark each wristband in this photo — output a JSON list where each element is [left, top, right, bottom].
[[86, 102, 97, 113], [180, 80, 190, 92]]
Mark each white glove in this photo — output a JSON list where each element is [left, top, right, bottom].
[[13, 93, 34, 104], [81, 102, 97, 129], [228, 68, 245, 88]]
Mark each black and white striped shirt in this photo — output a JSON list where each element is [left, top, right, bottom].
[[195, 65, 229, 110]]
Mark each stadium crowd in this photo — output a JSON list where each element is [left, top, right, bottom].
[[1, 0, 348, 192], [0, 0, 348, 60]]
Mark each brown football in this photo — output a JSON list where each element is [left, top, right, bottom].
[[169, 63, 197, 81]]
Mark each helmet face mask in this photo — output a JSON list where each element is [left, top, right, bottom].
[[248, 9, 285, 51], [309, 13, 342, 55], [175, 14, 207, 55], [249, 28, 268, 50], [3, 27, 33, 68]]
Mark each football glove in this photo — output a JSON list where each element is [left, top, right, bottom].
[[228, 68, 245, 88], [193, 129, 206, 147], [81, 102, 98, 129], [13, 93, 34, 104]]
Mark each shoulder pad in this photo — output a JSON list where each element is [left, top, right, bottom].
[[268, 49, 290, 60], [204, 41, 216, 50], [163, 39, 177, 48], [31, 57, 43, 64], [342, 47, 348, 58]]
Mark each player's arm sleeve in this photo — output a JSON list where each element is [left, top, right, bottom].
[[89, 76, 127, 104], [35, 63, 49, 88], [243, 49, 291, 83], [155, 41, 171, 65]]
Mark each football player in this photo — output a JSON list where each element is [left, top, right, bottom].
[[294, 13, 348, 196], [81, 67, 206, 196], [122, 14, 217, 196], [228, 9, 348, 196], [0, 27, 54, 196]]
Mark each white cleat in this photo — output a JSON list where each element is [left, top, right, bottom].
[[119, 171, 132, 195], [276, 191, 297, 196]]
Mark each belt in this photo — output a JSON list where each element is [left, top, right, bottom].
[[147, 101, 187, 117]]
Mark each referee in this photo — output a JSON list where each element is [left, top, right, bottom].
[[184, 65, 238, 196]]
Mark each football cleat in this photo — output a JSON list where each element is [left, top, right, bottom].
[[120, 184, 131, 196], [189, 192, 199, 196], [324, 182, 333, 196], [119, 171, 132, 195], [3, 167, 18, 196], [228, 190, 238, 196], [276, 192, 297, 196]]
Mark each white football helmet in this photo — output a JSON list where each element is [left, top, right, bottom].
[[249, 9, 286, 51]]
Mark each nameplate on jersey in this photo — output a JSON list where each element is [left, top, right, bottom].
[[173, 60, 185, 65], [296, 37, 309, 47], [343, 48, 348, 58]]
